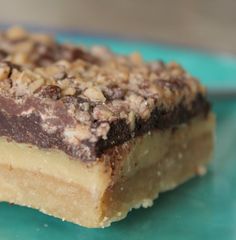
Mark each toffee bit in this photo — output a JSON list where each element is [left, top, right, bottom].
[[54, 71, 67, 80], [102, 86, 125, 100], [40, 85, 62, 100]]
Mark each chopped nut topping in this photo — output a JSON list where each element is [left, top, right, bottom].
[[29, 77, 45, 93], [62, 87, 76, 96], [5, 26, 28, 41], [75, 110, 91, 123], [40, 85, 62, 100], [64, 124, 92, 143], [95, 122, 110, 140], [0, 65, 10, 80], [54, 71, 67, 80], [92, 105, 115, 121], [130, 52, 143, 64], [128, 111, 136, 131], [0, 27, 207, 148], [83, 87, 106, 103]]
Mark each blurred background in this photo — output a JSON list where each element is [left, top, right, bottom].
[[0, 0, 235, 54]]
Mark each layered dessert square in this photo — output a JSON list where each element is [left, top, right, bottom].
[[0, 27, 215, 227]]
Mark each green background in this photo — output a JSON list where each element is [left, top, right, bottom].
[[0, 34, 236, 240]]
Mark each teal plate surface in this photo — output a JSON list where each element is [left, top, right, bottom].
[[0, 34, 236, 240]]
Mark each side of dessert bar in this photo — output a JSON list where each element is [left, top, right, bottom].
[[0, 27, 215, 227]]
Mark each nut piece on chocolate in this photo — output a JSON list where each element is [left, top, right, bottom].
[[0, 27, 214, 228]]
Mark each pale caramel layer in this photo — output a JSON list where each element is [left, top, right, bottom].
[[0, 114, 215, 227]]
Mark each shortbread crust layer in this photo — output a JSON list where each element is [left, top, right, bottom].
[[0, 114, 214, 227]]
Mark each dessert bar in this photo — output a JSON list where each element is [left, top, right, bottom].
[[0, 27, 215, 227]]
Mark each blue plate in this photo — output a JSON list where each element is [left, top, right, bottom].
[[0, 33, 236, 240]]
